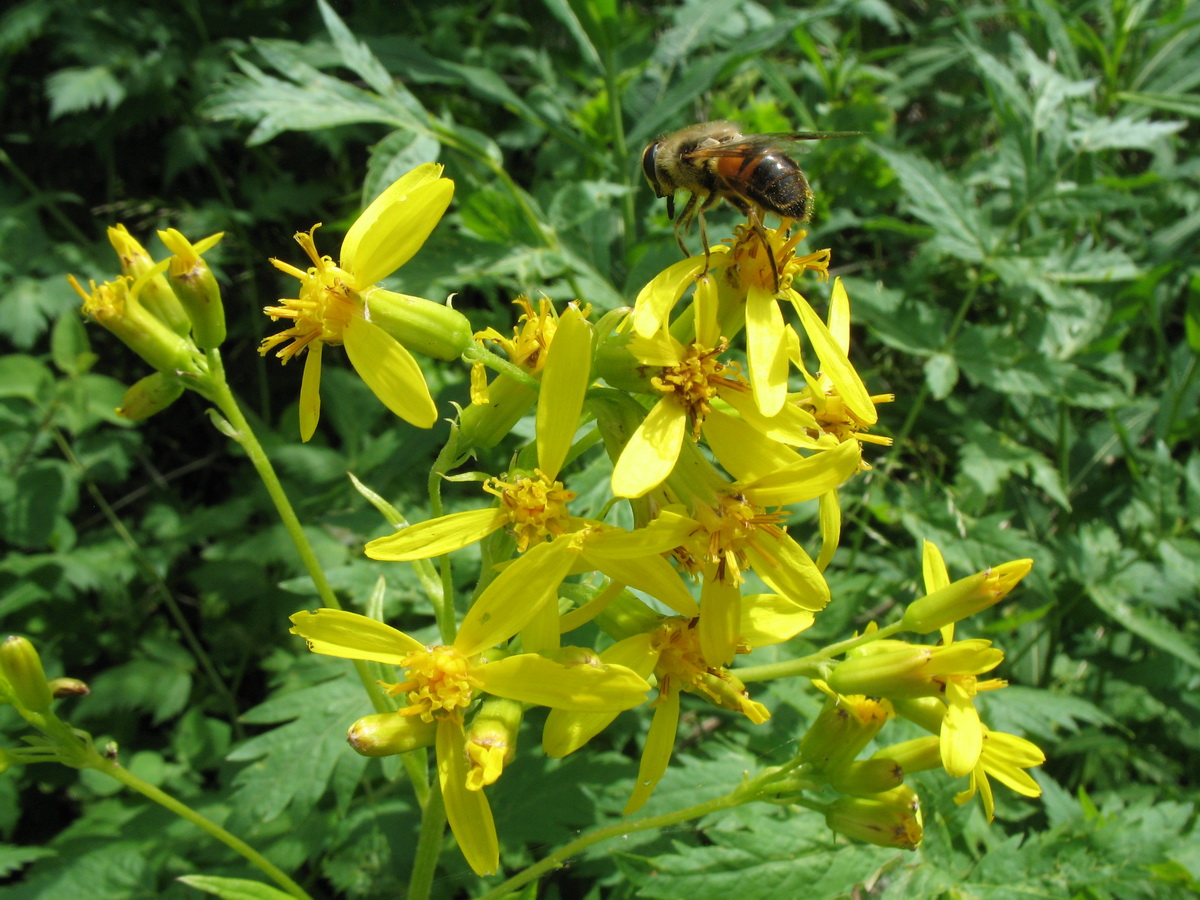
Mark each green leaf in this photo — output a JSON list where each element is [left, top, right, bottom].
[[176, 875, 297, 900], [45, 66, 126, 119]]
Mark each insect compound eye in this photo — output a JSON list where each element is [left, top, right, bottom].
[[641, 142, 664, 196]]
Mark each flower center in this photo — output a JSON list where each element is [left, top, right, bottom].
[[384, 645, 479, 723], [483, 469, 576, 553], [653, 341, 746, 439], [727, 224, 829, 294], [259, 225, 359, 363], [692, 492, 786, 583], [650, 618, 768, 723]]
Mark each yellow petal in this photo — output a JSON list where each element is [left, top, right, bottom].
[[437, 718, 499, 876], [699, 576, 741, 665], [455, 538, 578, 656], [364, 508, 504, 561], [940, 679, 983, 776], [828, 276, 851, 353], [720, 388, 824, 449], [922, 540, 951, 594], [542, 634, 659, 757], [478, 652, 650, 710], [299, 341, 323, 442], [583, 551, 700, 618], [536, 305, 592, 481], [344, 317, 438, 428], [816, 489, 841, 572], [343, 165, 454, 286], [624, 689, 680, 814], [520, 597, 561, 655], [740, 593, 815, 646], [610, 398, 687, 498], [703, 409, 800, 483], [738, 439, 862, 507], [632, 254, 706, 337], [745, 284, 787, 417], [788, 289, 876, 425], [576, 511, 699, 558], [289, 608, 424, 665], [627, 329, 686, 367], [743, 531, 830, 612]]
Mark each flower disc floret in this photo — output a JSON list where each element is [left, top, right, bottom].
[[653, 340, 746, 440], [694, 492, 787, 584], [385, 645, 480, 723], [260, 226, 356, 362], [482, 469, 576, 553], [728, 223, 828, 294]]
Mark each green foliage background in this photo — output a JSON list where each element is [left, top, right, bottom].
[[2, 0, 1198, 897]]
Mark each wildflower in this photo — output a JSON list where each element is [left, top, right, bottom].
[[545, 593, 812, 814], [290, 538, 651, 876], [260, 164, 469, 441], [158, 228, 226, 350]]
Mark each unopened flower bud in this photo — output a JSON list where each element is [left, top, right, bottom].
[[799, 680, 892, 771], [465, 698, 523, 790], [159, 229, 226, 350], [828, 639, 1003, 699], [695, 669, 769, 723], [116, 372, 184, 420], [458, 372, 538, 448], [347, 712, 437, 757], [872, 736, 941, 775], [69, 275, 201, 375], [0, 635, 54, 712], [48, 676, 91, 699], [828, 758, 905, 796], [891, 696, 946, 734], [901, 559, 1033, 634], [107, 224, 192, 336], [825, 784, 923, 850], [365, 290, 474, 361]]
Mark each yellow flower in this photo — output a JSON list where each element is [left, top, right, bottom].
[[955, 726, 1045, 821], [290, 539, 651, 876], [544, 592, 813, 814], [260, 164, 461, 441]]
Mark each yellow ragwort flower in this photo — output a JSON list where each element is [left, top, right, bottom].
[[290, 539, 650, 876], [260, 164, 456, 441]]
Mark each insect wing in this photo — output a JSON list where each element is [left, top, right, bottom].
[[681, 131, 864, 160]]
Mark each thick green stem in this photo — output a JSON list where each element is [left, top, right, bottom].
[[407, 779, 448, 900]]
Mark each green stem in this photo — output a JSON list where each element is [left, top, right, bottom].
[[407, 779, 448, 900], [197, 350, 388, 714], [101, 759, 312, 899], [736, 619, 905, 683], [475, 763, 794, 900]]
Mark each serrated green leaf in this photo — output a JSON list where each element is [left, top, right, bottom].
[[46, 66, 125, 119]]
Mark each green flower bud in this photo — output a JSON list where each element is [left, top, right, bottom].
[[108, 224, 192, 337], [365, 290, 474, 361], [48, 676, 91, 699], [825, 784, 923, 850], [901, 559, 1033, 634], [0, 635, 54, 712], [465, 698, 523, 790], [69, 275, 202, 375], [828, 758, 905, 796], [799, 680, 893, 771], [346, 712, 437, 757], [159, 229, 227, 350], [116, 372, 184, 420], [872, 735, 941, 775]]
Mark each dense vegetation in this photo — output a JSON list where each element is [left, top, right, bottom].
[[2, 1, 1197, 897]]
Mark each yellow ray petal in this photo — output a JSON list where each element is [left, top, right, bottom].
[[455, 538, 578, 656], [344, 317, 438, 428], [437, 718, 499, 876], [542, 634, 659, 757], [941, 680, 983, 777], [289, 608, 424, 665], [743, 532, 830, 612], [365, 508, 504, 561], [536, 305, 592, 481], [788, 289, 876, 425], [740, 593, 816, 646], [828, 276, 851, 352], [738, 439, 862, 507], [624, 689, 681, 814], [343, 165, 454, 286], [584, 551, 699, 618], [610, 398, 687, 498], [745, 283, 787, 417], [299, 341, 323, 443], [703, 409, 803, 483], [922, 540, 951, 593], [479, 652, 649, 710], [699, 576, 741, 665], [632, 254, 706, 337]]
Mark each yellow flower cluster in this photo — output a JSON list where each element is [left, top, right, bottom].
[[72, 163, 1044, 878]]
